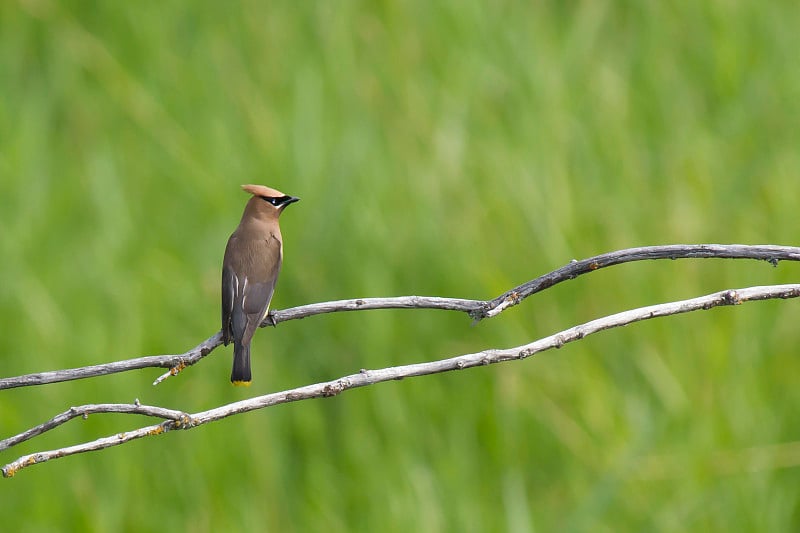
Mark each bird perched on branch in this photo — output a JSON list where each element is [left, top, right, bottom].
[[222, 184, 299, 385]]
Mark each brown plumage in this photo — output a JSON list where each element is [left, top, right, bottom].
[[222, 184, 299, 385]]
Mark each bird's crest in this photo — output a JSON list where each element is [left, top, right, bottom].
[[242, 184, 285, 198]]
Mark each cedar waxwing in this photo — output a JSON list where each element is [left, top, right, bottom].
[[222, 184, 299, 385]]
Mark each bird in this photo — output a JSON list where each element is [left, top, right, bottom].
[[221, 184, 299, 385]]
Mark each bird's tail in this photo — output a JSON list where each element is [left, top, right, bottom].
[[231, 342, 252, 386]]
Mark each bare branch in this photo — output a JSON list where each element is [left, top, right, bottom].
[[0, 332, 222, 390], [3, 283, 799, 478], [0, 403, 189, 451], [1, 243, 797, 391], [265, 296, 484, 323], [266, 244, 800, 324], [480, 243, 799, 317]]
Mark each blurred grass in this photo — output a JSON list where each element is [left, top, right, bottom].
[[2, 0, 800, 530]]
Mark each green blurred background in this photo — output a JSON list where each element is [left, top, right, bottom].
[[2, 0, 800, 530]]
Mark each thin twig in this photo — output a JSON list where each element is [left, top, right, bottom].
[[3, 283, 799, 478], [1, 244, 797, 391]]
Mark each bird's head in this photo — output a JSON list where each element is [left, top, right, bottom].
[[241, 184, 300, 219]]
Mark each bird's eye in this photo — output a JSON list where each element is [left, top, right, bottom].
[[261, 196, 280, 206]]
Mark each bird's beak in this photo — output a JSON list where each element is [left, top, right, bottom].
[[285, 196, 300, 205]]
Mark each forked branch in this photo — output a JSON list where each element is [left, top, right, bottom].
[[1, 244, 797, 390]]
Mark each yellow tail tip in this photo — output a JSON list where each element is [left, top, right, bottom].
[[232, 380, 252, 387]]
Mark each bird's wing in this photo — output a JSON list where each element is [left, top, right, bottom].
[[227, 235, 283, 347]]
